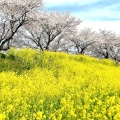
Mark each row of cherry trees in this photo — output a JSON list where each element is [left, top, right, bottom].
[[68, 28, 120, 61], [1, 0, 120, 62]]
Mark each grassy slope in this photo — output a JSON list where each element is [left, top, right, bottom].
[[0, 48, 120, 120]]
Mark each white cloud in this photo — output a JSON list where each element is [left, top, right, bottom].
[[72, 3, 120, 21], [43, 0, 100, 7], [43, 0, 120, 33], [43, 0, 120, 21], [78, 21, 120, 33]]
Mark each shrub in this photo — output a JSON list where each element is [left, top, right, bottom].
[[0, 53, 6, 58]]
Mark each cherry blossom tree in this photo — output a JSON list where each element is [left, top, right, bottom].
[[68, 27, 96, 54], [0, 0, 43, 50], [22, 11, 82, 51], [94, 29, 119, 59]]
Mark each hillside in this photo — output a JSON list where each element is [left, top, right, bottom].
[[0, 48, 120, 120]]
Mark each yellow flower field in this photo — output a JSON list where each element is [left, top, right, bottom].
[[0, 48, 120, 120]]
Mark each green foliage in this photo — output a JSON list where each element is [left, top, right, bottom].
[[7, 54, 16, 60], [0, 53, 6, 59]]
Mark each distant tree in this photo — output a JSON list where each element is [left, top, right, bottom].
[[68, 28, 96, 54], [109, 45, 120, 62], [0, 0, 43, 50], [22, 11, 82, 51], [94, 29, 119, 59]]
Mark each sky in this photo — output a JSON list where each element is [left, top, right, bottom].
[[43, 0, 120, 33]]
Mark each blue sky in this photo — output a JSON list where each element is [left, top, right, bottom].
[[43, 0, 120, 33]]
